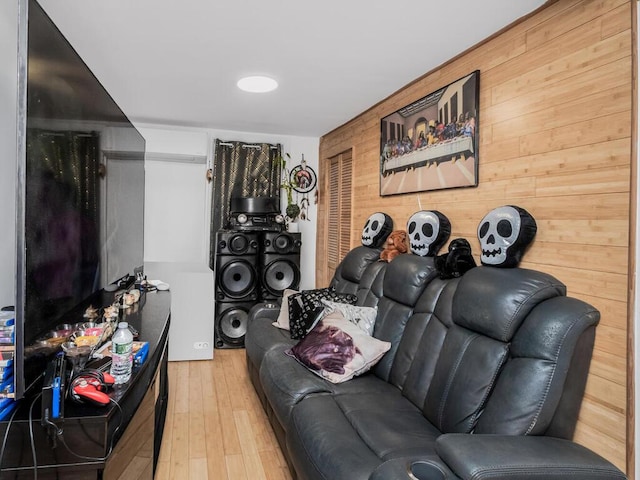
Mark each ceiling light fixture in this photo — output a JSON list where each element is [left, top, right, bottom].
[[237, 75, 278, 93]]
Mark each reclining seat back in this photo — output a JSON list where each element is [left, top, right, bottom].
[[391, 276, 460, 400], [353, 260, 387, 307], [474, 293, 599, 438], [419, 267, 594, 436], [372, 255, 439, 381], [330, 245, 383, 296]]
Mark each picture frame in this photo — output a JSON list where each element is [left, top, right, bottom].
[[379, 70, 479, 196]]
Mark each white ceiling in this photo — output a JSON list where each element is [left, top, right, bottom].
[[37, 0, 546, 138]]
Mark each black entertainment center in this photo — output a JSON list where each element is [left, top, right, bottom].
[[0, 289, 170, 479]]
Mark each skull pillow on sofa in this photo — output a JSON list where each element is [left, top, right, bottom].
[[477, 205, 537, 268], [406, 210, 451, 257], [361, 212, 393, 248]]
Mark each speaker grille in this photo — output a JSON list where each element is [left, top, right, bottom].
[[216, 231, 259, 256], [216, 305, 249, 348], [218, 260, 257, 300], [262, 258, 300, 297], [262, 232, 302, 254]]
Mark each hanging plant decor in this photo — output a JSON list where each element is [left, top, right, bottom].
[[279, 153, 316, 224]]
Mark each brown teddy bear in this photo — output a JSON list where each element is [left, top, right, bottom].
[[380, 230, 409, 262]]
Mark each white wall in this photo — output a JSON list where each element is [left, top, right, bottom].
[[0, 0, 19, 309]]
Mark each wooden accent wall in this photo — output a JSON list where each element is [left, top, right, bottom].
[[317, 0, 633, 473]]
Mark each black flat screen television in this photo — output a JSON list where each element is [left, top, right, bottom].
[[15, 0, 145, 398]]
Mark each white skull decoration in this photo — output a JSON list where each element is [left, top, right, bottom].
[[477, 205, 537, 268], [361, 212, 392, 248], [407, 210, 450, 257]]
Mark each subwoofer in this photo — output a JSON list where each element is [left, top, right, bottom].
[[215, 231, 259, 302], [214, 301, 253, 348], [260, 232, 302, 300]]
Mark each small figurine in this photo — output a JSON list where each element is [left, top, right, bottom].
[[380, 230, 409, 262]]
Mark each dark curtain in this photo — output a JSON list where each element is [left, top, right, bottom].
[[209, 139, 281, 268]]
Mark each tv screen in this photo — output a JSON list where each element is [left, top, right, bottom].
[[15, 0, 145, 397]]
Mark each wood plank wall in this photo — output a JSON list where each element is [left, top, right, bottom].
[[316, 0, 633, 473]]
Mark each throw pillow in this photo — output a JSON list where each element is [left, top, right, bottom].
[[272, 289, 299, 330], [286, 311, 391, 383], [288, 287, 357, 340], [320, 300, 377, 335]]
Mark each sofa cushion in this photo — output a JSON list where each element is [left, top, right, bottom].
[[287, 312, 391, 383], [245, 304, 296, 372], [390, 277, 458, 395], [452, 267, 566, 342], [287, 386, 442, 480], [272, 288, 298, 330], [334, 388, 442, 460], [330, 245, 382, 296], [373, 255, 439, 381], [321, 299, 377, 335], [288, 288, 357, 339], [474, 296, 599, 436], [354, 261, 387, 307], [423, 325, 509, 433], [288, 393, 385, 480], [259, 346, 333, 429]]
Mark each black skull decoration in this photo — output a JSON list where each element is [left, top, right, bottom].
[[361, 212, 393, 248], [406, 210, 451, 257], [435, 238, 477, 279], [477, 205, 537, 268]]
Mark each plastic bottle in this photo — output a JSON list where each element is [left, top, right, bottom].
[[110, 322, 133, 384]]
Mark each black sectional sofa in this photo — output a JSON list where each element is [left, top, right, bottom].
[[245, 238, 627, 480]]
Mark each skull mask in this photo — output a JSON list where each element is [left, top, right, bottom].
[[406, 210, 451, 257], [477, 205, 537, 268], [361, 212, 393, 248]]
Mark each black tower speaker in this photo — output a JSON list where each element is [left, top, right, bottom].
[[214, 301, 254, 349], [215, 231, 259, 302], [260, 232, 302, 300]]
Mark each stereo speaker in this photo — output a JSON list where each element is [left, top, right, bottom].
[[216, 230, 259, 256], [262, 231, 302, 255], [260, 232, 302, 300], [260, 254, 301, 300], [214, 301, 254, 349], [215, 231, 259, 302]]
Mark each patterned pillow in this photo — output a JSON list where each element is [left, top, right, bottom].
[[286, 311, 391, 383], [320, 300, 377, 336], [288, 287, 357, 340]]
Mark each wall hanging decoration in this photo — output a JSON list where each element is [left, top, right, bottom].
[[379, 70, 479, 196], [280, 154, 316, 226]]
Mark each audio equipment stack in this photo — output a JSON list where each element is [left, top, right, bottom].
[[226, 196, 285, 232], [214, 197, 302, 349]]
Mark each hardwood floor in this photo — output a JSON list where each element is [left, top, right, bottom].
[[154, 349, 292, 480]]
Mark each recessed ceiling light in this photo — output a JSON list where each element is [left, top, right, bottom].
[[237, 75, 278, 93]]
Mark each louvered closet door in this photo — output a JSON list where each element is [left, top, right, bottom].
[[326, 149, 352, 280]]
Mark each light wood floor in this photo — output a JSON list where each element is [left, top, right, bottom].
[[154, 349, 292, 480]]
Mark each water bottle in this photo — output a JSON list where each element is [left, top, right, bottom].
[[110, 322, 133, 384]]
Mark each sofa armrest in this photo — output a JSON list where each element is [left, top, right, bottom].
[[247, 301, 280, 323], [435, 434, 627, 480]]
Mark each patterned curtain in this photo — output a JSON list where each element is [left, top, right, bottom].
[[209, 139, 281, 268]]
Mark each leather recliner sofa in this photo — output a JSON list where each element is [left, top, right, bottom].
[[245, 244, 627, 480]]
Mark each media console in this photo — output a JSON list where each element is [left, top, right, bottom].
[[0, 289, 170, 479]]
